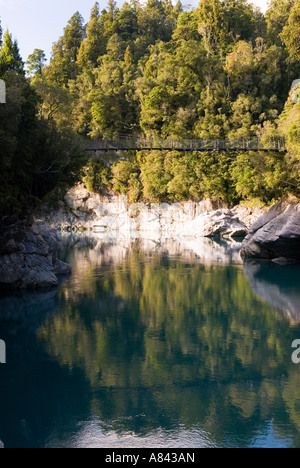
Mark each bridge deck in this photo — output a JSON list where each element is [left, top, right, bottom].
[[85, 147, 285, 153], [84, 137, 286, 153]]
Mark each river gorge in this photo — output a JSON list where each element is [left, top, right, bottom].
[[1, 232, 300, 448]]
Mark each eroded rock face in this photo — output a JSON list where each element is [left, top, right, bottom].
[[39, 184, 267, 236], [40, 184, 230, 233], [232, 205, 266, 229], [241, 202, 300, 262], [178, 209, 248, 239], [0, 221, 71, 289]]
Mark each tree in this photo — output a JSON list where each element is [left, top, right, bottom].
[[26, 49, 47, 76], [281, 1, 300, 60], [222, 0, 258, 45], [137, 0, 174, 50], [0, 30, 24, 75], [279, 83, 300, 163], [0, 28, 85, 213], [230, 151, 289, 202], [225, 41, 255, 96], [111, 160, 141, 199], [63, 12, 86, 63], [266, 0, 294, 46], [46, 38, 74, 85], [69, 70, 94, 135], [46, 12, 85, 85], [140, 150, 171, 201], [32, 76, 72, 124], [106, 33, 126, 60], [89, 50, 139, 137], [198, 0, 258, 55], [2, 0, 297, 209], [100, 1, 120, 44], [198, 0, 224, 54], [77, 3, 106, 68], [117, 2, 138, 42], [137, 36, 207, 138]]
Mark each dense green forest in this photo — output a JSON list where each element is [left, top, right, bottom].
[[1, 0, 300, 212]]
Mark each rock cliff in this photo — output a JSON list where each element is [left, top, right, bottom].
[[178, 209, 248, 239], [241, 201, 300, 262], [0, 220, 71, 289], [40, 184, 264, 235]]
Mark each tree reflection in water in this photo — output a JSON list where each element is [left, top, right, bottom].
[[41, 234, 300, 447], [0, 233, 300, 448]]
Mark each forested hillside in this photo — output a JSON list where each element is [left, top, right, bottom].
[[1, 0, 300, 211], [0, 29, 86, 214]]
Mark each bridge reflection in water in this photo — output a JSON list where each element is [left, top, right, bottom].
[[85, 136, 286, 153]]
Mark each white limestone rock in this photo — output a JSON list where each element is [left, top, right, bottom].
[[178, 209, 248, 239]]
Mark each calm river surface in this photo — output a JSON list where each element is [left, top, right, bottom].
[[1, 233, 300, 448]]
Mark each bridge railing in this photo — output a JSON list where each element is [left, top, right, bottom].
[[84, 136, 286, 152]]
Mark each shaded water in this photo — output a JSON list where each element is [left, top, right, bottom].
[[1, 233, 300, 448]]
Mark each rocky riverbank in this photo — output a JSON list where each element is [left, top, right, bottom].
[[241, 200, 300, 263], [38, 184, 266, 235], [0, 219, 71, 289], [41, 186, 300, 263], [2, 190, 299, 291]]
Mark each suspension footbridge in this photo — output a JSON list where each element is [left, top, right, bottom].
[[84, 136, 286, 153]]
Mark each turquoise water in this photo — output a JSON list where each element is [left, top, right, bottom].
[[1, 233, 300, 448]]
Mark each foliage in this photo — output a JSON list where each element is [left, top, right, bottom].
[[26, 49, 47, 76], [89, 54, 139, 137], [111, 160, 141, 198], [82, 159, 112, 193], [2, 0, 300, 210], [0, 30, 24, 75], [265, 0, 294, 46], [230, 151, 289, 202], [0, 27, 86, 214], [279, 85, 300, 158], [281, 1, 300, 61]]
